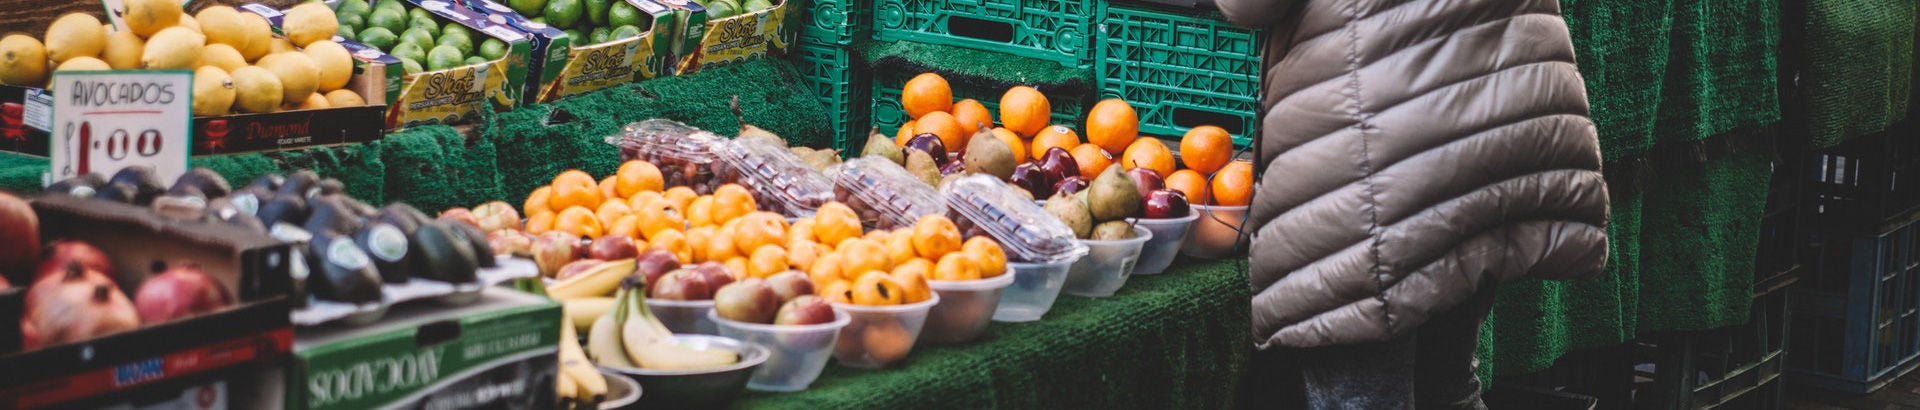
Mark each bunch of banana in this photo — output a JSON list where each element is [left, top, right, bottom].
[[557, 319, 608, 408], [547, 258, 637, 300], [586, 280, 738, 370]]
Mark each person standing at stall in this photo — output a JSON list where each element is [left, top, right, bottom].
[[1215, 0, 1611, 407]]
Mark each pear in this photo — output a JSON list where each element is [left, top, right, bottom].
[[862, 127, 904, 165], [963, 127, 1016, 180], [790, 146, 815, 157], [800, 149, 841, 172], [1044, 192, 1094, 239], [905, 149, 941, 187], [1088, 165, 1142, 222], [1091, 220, 1135, 240], [738, 124, 785, 147]]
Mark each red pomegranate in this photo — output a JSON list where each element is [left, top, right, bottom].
[[134, 262, 234, 324], [26, 263, 140, 347]]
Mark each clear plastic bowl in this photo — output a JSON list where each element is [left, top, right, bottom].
[[1130, 212, 1200, 275], [1063, 226, 1153, 297], [1183, 205, 1249, 259], [708, 309, 852, 392], [993, 260, 1073, 322], [646, 298, 718, 335], [921, 272, 1016, 344], [829, 294, 940, 368]]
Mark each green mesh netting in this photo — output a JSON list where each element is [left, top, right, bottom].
[[735, 258, 1251, 409], [1478, 182, 1643, 380], [1634, 143, 1772, 332], [1803, 0, 1915, 148]]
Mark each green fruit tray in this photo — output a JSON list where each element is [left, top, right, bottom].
[[871, 0, 1101, 69], [1096, 3, 1260, 147], [310, 0, 537, 128], [796, 0, 870, 46], [792, 40, 871, 154], [870, 69, 1090, 139]]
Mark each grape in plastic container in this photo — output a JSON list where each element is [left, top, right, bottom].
[[940, 175, 1088, 264], [606, 119, 727, 194], [710, 137, 836, 218], [828, 157, 946, 230]]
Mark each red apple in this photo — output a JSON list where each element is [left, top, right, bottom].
[[470, 201, 523, 233], [589, 235, 640, 261], [905, 134, 949, 166], [764, 271, 814, 302], [1126, 167, 1166, 196], [713, 278, 780, 324], [532, 232, 580, 278], [37, 241, 113, 281], [0, 191, 38, 283], [774, 295, 836, 325], [1143, 189, 1192, 219], [634, 249, 682, 286], [438, 208, 480, 230], [1053, 176, 1089, 196], [651, 269, 713, 300], [487, 230, 533, 256], [1010, 163, 1051, 197], [133, 262, 233, 323], [689, 262, 735, 290], [555, 259, 605, 281], [1035, 147, 1078, 187]]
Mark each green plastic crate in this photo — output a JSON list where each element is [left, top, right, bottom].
[[1097, 4, 1261, 147], [872, 0, 1101, 68], [871, 70, 1090, 139], [793, 40, 872, 153], [799, 0, 871, 46]]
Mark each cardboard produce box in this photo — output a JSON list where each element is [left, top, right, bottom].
[[1, 195, 295, 409], [663, 0, 795, 74], [285, 289, 560, 410], [462, 0, 677, 103]]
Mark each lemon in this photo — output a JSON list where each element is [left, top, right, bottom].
[[102, 30, 144, 69], [295, 93, 330, 110], [203, 43, 246, 72], [0, 35, 47, 86], [239, 13, 273, 62], [56, 57, 111, 72], [268, 38, 296, 55], [45, 13, 106, 63], [284, 3, 340, 47], [259, 52, 319, 104], [123, 0, 184, 37], [229, 66, 282, 113], [324, 89, 366, 107], [303, 40, 353, 92], [196, 6, 252, 51], [176, 14, 200, 33], [141, 27, 205, 69], [192, 66, 235, 117]]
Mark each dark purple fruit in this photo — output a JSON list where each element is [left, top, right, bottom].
[[1053, 176, 1089, 196], [1143, 189, 1192, 219], [905, 133, 949, 166], [1035, 147, 1077, 186]]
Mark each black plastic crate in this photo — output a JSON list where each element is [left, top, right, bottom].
[[1790, 214, 1920, 394], [1634, 285, 1792, 410], [1799, 123, 1920, 235]]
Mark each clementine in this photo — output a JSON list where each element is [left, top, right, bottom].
[[614, 160, 665, 197], [819, 280, 854, 304], [1070, 144, 1115, 180], [852, 271, 906, 306], [725, 257, 749, 280], [914, 111, 965, 150], [526, 211, 555, 235], [633, 199, 687, 241], [962, 237, 1008, 278], [911, 215, 962, 259], [1211, 161, 1254, 206], [884, 231, 918, 266], [661, 186, 698, 213], [710, 184, 756, 224], [932, 253, 981, 281], [789, 240, 827, 272], [598, 175, 620, 202], [1165, 169, 1211, 205], [901, 73, 953, 119], [1179, 125, 1235, 174], [523, 186, 554, 217], [594, 200, 633, 231], [1121, 137, 1177, 178], [1030, 125, 1080, 158], [891, 267, 931, 303], [549, 170, 601, 212], [651, 228, 692, 263], [812, 202, 862, 247], [732, 212, 787, 256], [686, 226, 715, 262], [748, 245, 788, 278], [554, 206, 603, 239], [952, 99, 993, 136], [787, 218, 818, 245], [839, 239, 890, 276], [626, 191, 664, 212], [809, 252, 847, 287], [686, 195, 715, 227], [1000, 86, 1052, 137], [894, 120, 917, 147], [608, 214, 643, 241], [1086, 98, 1139, 154], [707, 222, 741, 262]]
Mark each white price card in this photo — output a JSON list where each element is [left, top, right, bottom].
[[47, 70, 193, 185]]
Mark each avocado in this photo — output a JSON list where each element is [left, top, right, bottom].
[[318, 178, 346, 196], [245, 174, 284, 192], [173, 167, 232, 199], [95, 182, 140, 204], [207, 198, 267, 233], [305, 195, 367, 235], [256, 194, 310, 228], [412, 222, 479, 284], [278, 170, 322, 199], [108, 166, 166, 205], [228, 186, 274, 216], [341, 197, 380, 218], [46, 173, 105, 198], [446, 220, 497, 268], [307, 231, 385, 305], [354, 221, 414, 283]]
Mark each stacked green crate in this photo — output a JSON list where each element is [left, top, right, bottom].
[[871, 0, 1101, 68], [1097, 3, 1262, 147], [792, 40, 872, 153], [798, 0, 871, 45]]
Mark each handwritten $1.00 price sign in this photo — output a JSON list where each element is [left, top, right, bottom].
[[48, 70, 193, 185]]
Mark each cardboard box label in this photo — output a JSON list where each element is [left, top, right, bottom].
[[539, 36, 658, 101], [293, 291, 559, 410], [389, 61, 513, 127]]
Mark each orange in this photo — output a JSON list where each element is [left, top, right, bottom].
[[732, 212, 787, 255], [686, 195, 716, 227], [626, 191, 664, 212], [787, 218, 818, 245], [523, 186, 554, 217], [554, 206, 603, 239], [884, 231, 918, 266], [708, 221, 741, 262], [962, 237, 1008, 278], [813, 202, 862, 246], [911, 215, 963, 259], [662, 186, 698, 213], [932, 253, 981, 281], [614, 160, 665, 198], [651, 228, 692, 263], [526, 212, 555, 235], [914, 111, 965, 151], [891, 258, 933, 285], [607, 215, 647, 243], [549, 170, 601, 212], [633, 199, 687, 241], [851, 271, 906, 305], [862, 230, 890, 244], [991, 127, 1028, 164], [839, 239, 890, 276], [1086, 99, 1139, 154], [686, 226, 716, 262], [595, 200, 633, 230], [891, 265, 932, 303], [1165, 169, 1211, 205], [1070, 144, 1115, 180], [809, 252, 847, 287], [1120, 137, 1177, 178], [789, 240, 827, 272], [748, 245, 789, 278], [1179, 125, 1235, 175], [725, 257, 749, 280], [1211, 161, 1254, 206], [952, 99, 993, 136], [999, 86, 1052, 137], [599, 176, 620, 202], [710, 184, 756, 224], [819, 280, 854, 304], [901, 72, 953, 119], [894, 120, 917, 147], [1030, 125, 1080, 159]]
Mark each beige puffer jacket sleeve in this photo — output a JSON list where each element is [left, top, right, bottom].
[[1218, 0, 1610, 349]]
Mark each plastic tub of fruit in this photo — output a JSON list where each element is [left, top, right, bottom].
[[1063, 226, 1153, 297], [708, 309, 851, 392], [712, 138, 836, 218], [941, 175, 1088, 264], [602, 334, 767, 409], [993, 260, 1073, 322], [1184, 205, 1249, 259], [607, 119, 727, 194], [646, 298, 719, 335], [1130, 211, 1200, 275], [922, 272, 1016, 344], [829, 294, 941, 368], [830, 157, 946, 230]]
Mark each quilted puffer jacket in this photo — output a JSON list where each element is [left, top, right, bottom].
[[1217, 0, 1611, 348]]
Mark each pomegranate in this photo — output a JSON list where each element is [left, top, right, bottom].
[[133, 262, 233, 324], [26, 263, 140, 346], [0, 191, 37, 282], [36, 240, 113, 281]]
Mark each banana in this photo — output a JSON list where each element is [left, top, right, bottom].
[[558, 319, 607, 404], [557, 366, 577, 408], [587, 292, 637, 368], [564, 297, 616, 332], [546, 258, 637, 300], [620, 287, 738, 370]]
